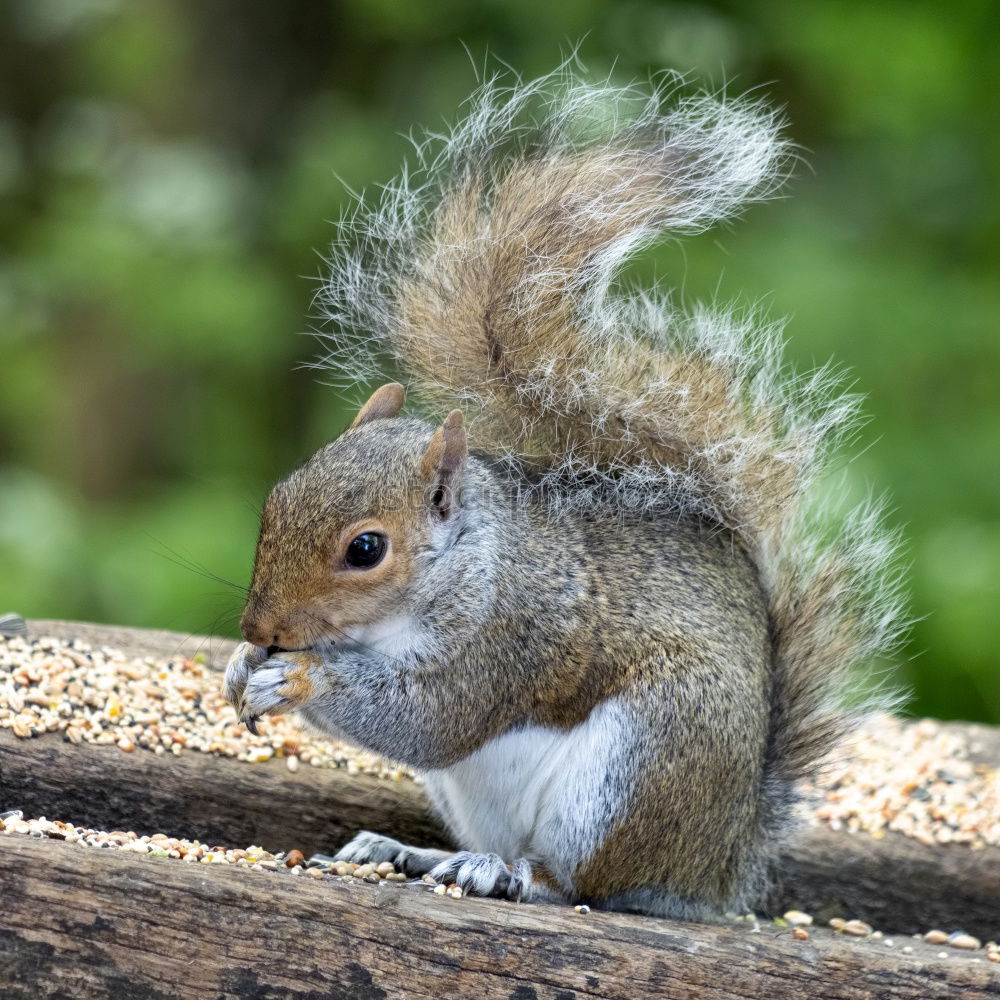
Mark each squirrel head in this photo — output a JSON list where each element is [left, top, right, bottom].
[[240, 383, 469, 651]]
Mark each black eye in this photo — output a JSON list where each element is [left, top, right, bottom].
[[344, 532, 387, 568]]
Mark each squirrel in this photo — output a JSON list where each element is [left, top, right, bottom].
[[222, 71, 904, 919]]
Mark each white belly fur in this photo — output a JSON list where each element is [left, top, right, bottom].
[[420, 698, 637, 886]]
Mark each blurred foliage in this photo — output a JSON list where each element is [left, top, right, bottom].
[[1, 0, 997, 722]]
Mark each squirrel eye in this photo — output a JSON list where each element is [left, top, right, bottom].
[[344, 531, 387, 569]]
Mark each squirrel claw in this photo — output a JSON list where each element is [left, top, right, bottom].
[[243, 714, 261, 736]]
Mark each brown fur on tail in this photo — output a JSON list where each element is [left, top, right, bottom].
[[320, 70, 904, 785]]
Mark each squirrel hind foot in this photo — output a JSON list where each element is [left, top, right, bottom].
[[428, 852, 534, 901], [333, 830, 452, 879]]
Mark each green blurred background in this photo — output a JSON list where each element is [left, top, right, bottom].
[[1, 1, 997, 722]]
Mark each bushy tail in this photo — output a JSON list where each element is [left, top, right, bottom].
[[319, 70, 906, 784]]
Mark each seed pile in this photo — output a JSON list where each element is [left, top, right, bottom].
[[2, 636, 999, 851], [807, 716, 1000, 848], [0, 634, 411, 780]]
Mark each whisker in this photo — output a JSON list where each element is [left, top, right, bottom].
[[146, 535, 249, 595]]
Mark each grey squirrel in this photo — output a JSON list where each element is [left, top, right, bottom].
[[222, 71, 904, 918]]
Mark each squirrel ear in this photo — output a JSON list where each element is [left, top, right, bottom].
[[351, 383, 406, 428], [420, 410, 467, 519]]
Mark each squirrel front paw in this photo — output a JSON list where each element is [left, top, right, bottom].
[[229, 648, 321, 732]]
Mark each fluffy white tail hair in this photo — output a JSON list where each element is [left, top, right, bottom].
[[318, 69, 906, 782]]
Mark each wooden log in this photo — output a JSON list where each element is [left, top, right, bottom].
[[0, 835, 995, 1000], [3, 724, 999, 940], [4, 620, 999, 942]]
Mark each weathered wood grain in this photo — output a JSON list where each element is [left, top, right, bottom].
[[0, 836, 995, 1000]]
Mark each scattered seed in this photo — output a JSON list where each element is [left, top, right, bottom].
[[783, 910, 813, 927], [949, 933, 980, 951], [841, 920, 873, 937], [792, 928, 809, 940], [284, 850, 305, 869], [923, 930, 949, 945], [574, 904, 591, 914], [0, 813, 308, 882]]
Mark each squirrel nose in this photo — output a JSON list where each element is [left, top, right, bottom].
[[240, 615, 279, 649]]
